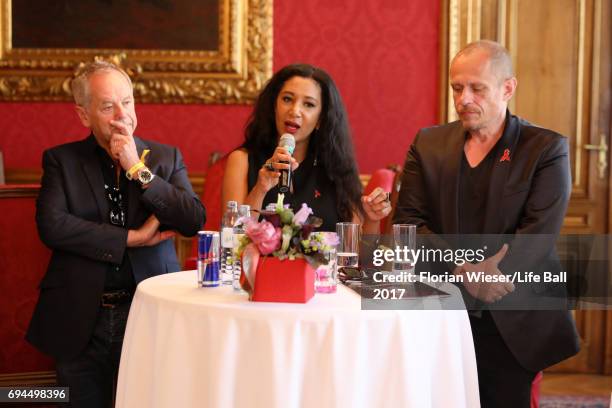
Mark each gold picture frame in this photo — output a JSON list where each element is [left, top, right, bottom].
[[0, 0, 272, 104]]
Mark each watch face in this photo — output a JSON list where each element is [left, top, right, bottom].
[[138, 168, 153, 185]]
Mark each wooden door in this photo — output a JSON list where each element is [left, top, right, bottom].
[[439, 0, 611, 374]]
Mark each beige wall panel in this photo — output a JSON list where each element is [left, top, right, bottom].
[[513, 0, 579, 139]]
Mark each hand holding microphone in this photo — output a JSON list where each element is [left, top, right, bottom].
[[258, 133, 299, 193], [277, 134, 296, 193]]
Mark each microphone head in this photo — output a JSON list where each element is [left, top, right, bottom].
[[279, 133, 296, 155]]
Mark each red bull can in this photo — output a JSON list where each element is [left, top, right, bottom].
[[197, 231, 220, 287]]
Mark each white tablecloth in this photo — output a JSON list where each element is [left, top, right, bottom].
[[116, 271, 480, 408]]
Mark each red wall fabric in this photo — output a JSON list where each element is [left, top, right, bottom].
[[0, 0, 439, 174], [0, 195, 54, 373], [0, 1, 440, 377]]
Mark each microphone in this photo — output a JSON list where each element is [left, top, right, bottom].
[[278, 133, 295, 193]]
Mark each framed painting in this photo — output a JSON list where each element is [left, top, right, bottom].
[[0, 0, 272, 104]]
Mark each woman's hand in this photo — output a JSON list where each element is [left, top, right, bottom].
[[361, 187, 392, 222], [256, 147, 299, 193]]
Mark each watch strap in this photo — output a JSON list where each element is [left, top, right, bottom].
[[126, 161, 145, 180], [125, 149, 151, 180]]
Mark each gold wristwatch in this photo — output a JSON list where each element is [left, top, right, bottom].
[[136, 167, 155, 186]]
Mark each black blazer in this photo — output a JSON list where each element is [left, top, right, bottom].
[[393, 112, 580, 372], [26, 135, 205, 360]]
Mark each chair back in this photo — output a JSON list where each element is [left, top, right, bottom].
[[184, 154, 228, 269], [201, 154, 228, 231], [0, 188, 55, 377], [363, 167, 400, 233], [363, 168, 395, 196], [383, 165, 403, 234]]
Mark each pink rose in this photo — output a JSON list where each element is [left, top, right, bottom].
[[246, 220, 281, 255]]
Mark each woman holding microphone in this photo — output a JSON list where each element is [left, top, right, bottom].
[[222, 63, 389, 232]]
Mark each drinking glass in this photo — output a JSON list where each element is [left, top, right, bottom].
[[336, 222, 360, 271], [392, 224, 416, 273], [315, 248, 337, 293]]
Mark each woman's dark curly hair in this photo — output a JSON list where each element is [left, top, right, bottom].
[[242, 63, 363, 221]]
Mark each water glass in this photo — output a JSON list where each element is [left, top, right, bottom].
[[392, 224, 416, 273], [315, 248, 337, 293], [336, 222, 360, 270]]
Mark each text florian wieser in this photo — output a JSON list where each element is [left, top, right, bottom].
[[373, 271, 567, 284]]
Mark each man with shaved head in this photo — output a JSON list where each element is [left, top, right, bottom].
[[394, 40, 579, 407]]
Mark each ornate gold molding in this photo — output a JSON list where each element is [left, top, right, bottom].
[[443, 0, 512, 122], [0, 0, 272, 104], [574, 0, 586, 186], [444, 0, 485, 123], [0, 371, 56, 387], [0, 184, 39, 198], [446, 0, 460, 123], [4, 168, 373, 196]]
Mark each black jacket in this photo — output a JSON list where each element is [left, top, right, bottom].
[[27, 134, 205, 360], [393, 112, 580, 372]]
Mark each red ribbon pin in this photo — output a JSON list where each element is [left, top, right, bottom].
[[500, 148, 511, 163], [314, 189, 321, 198]]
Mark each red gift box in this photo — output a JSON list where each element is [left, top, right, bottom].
[[252, 257, 315, 303]]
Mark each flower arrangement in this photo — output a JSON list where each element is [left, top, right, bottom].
[[236, 194, 338, 300], [236, 193, 338, 263]]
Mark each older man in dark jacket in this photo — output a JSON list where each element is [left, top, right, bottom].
[[27, 61, 205, 408]]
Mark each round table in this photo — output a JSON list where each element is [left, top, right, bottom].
[[116, 271, 480, 408]]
